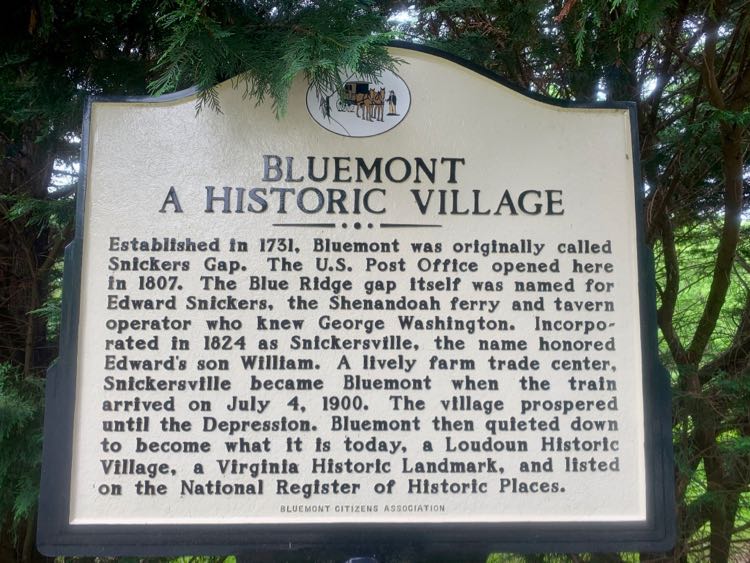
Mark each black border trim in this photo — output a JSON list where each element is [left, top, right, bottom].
[[38, 41, 675, 557]]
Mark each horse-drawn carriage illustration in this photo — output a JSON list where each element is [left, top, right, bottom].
[[311, 72, 405, 136], [336, 80, 388, 122]]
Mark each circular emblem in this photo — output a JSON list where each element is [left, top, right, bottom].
[[306, 70, 411, 137]]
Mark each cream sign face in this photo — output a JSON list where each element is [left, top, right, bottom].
[[38, 43, 673, 557]]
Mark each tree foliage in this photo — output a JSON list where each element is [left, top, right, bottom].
[[0, 363, 43, 561], [1, 1, 749, 562], [150, 0, 397, 113]]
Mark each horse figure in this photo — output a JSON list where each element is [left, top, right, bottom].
[[372, 87, 386, 122], [355, 89, 376, 121]]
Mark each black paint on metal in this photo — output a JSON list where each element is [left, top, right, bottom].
[[37, 41, 675, 558]]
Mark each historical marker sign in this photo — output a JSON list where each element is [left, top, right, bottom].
[[38, 43, 674, 556]]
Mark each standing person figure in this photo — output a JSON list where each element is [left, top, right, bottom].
[[387, 90, 397, 115]]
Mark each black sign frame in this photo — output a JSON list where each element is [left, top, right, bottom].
[[37, 41, 675, 557]]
